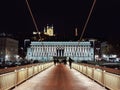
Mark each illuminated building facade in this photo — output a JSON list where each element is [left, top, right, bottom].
[[0, 37, 18, 62], [26, 41, 94, 61]]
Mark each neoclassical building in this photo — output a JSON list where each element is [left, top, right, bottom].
[[26, 41, 94, 61]]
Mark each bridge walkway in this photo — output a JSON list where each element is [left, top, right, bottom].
[[13, 64, 106, 90]]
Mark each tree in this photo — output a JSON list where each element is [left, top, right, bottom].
[[102, 43, 120, 57], [102, 44, 114, 55]]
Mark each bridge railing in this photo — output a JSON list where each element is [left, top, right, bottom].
[[72, 63, 120, 90], [0, 62, 53, 90]]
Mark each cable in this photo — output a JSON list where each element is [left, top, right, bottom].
[[79, 0, 96, 42], [25, 0, 48, 61], [74, 0, 96, 59], [25, 0, 41, 41]]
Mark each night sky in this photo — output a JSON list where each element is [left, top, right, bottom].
[[0, 0, 120, 42]]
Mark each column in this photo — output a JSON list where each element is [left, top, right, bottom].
[[61, 49, 63, 56], [59, 49, 61, 57], [57, 49, 58, 57]]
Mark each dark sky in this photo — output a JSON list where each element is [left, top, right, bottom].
[[0, 0, 120, 42]]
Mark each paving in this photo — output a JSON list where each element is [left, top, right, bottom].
[[13, 64, 106, 90]]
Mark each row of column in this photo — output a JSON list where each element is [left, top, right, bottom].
[[56, 49, 64, 57], [30, 45, 92, 57]]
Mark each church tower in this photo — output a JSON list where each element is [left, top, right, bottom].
[[75, 28, 78, 36]]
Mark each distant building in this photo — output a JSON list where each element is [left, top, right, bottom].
[[44, 25, 55, 36], [0, 37, 18, 62], [33, 31, 41, 35], [24, 39, 31, 52], [100, 41, 109, 60], [32, 25, 55, 41], [26, 41, 94, 61]]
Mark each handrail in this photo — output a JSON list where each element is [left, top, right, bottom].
[[0, 62, 54, 90], [72, 63, 120, 90], [79, 63, 120, 75]]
